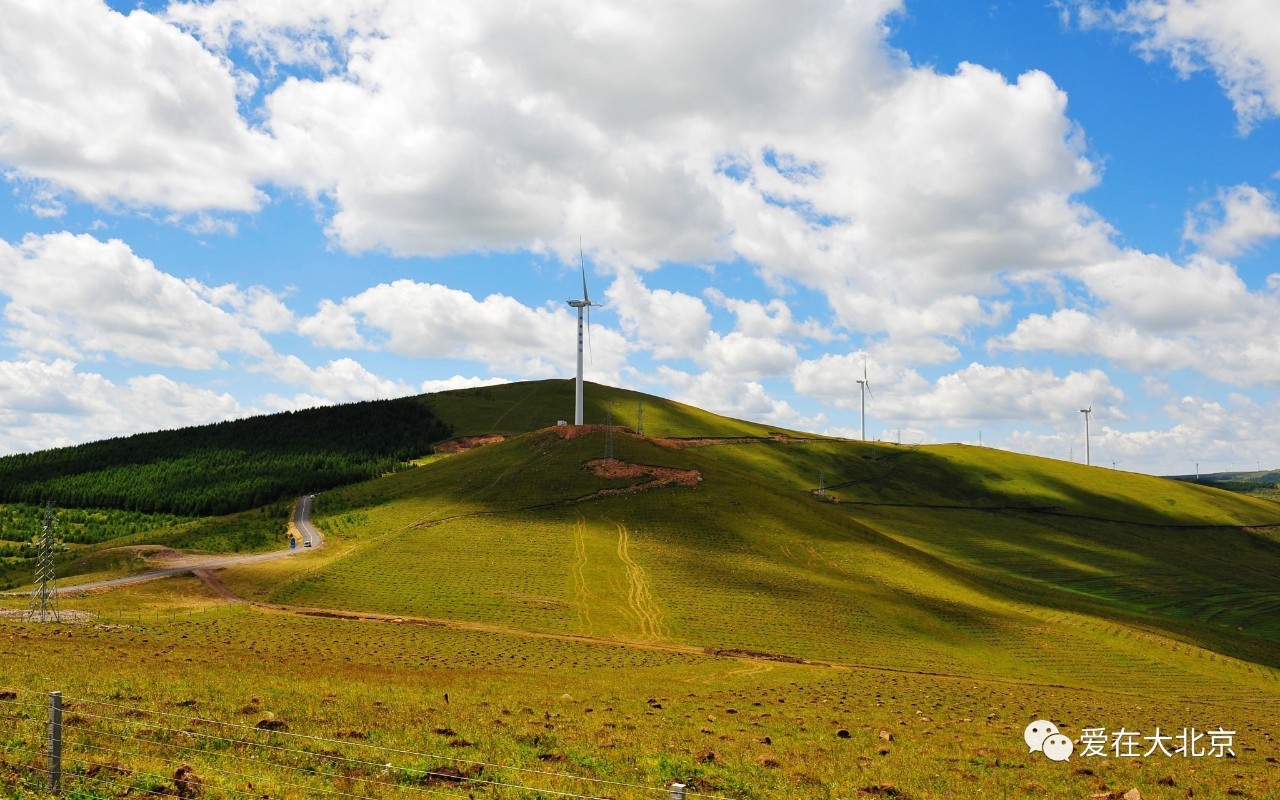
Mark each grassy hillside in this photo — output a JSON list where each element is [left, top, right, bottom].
[[239, 422, 1280, 694], [1174, 468, 1280, 502]]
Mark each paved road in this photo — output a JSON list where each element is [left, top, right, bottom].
[[46, 495, 324, 594]]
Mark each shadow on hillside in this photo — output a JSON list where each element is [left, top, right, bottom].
[[847, 447, 1280, 529]]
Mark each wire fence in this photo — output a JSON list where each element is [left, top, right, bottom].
[[1, 692, 724, 800]]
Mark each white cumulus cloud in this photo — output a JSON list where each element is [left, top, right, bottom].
[[0, 0, 275, 211], [298, 279, 628, 381], [1183, 184, 1280, 258], [1092, 0, 1280, 132], [0, 232, 279, 368], [0, 358, 250, 454]]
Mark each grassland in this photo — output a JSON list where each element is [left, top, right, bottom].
[[2, 582, 1278, 800], [2, 381, 1279, 798]]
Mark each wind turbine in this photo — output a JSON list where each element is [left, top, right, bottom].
[[856, 359, 873, 442], [566, 246, 600, 426], [1080, 404, 1092, 466]]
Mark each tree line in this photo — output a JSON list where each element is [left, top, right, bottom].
[[0, 397, 453, 517]]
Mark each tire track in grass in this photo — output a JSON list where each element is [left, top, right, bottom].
[[571, 511, 593, 635], [613, 520, 666, 641]]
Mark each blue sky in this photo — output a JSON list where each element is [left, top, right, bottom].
[[2, 0, 1280, 475]]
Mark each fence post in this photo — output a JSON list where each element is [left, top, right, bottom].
[[669, 781, 686, 800], [47, 691, 62, 796]]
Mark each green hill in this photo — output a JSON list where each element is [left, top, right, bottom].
[[238, 385, 1280, 698], [1172, 468, 1280, 501], [0, 397, 452, 516], [9, 378, 1280, 691]]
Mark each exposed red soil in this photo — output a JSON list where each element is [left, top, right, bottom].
[[548, 424, 623, 440], [433, 434, 506, 453], [702, 646, 808, 664], [581, 458, 701, 498]]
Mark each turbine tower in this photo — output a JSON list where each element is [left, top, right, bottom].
[[1080, 404, 1092, 466], [856, 359, 873, 442], [566, 246, 600, 425]]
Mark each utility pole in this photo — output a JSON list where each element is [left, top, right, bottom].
[[636, 400, 644, 436], [27, 502, 60, 623], [605, 408, 614, 462], [817, 470, 825, 497]]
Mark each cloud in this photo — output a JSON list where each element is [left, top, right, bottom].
[[878, 363, 1121, 428], [605, 271, 711, 360], [1078, 251, 1253, 332], [651, 367, 825, 430], [705, 289, 837, 341], [793, 352, 879, 409], [996, 249, 1280, 384], [1091, 0, 1280, 131], [257, 355, 416, 404], [997, 309, 1192, 371], [0, 0, 274, 211], [0, 232, 279, 368], [1183, 184, 1280, 257], [420, 375, 511, 394], [1003, 391, 1280, 475], [5, 0, 1120, 370], [0, 358, 250, 454], [159, 0, 1112, 310], [700, 332, 798, 378], [298, 279, 629, 380]]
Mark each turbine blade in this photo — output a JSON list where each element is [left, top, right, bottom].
[[580, 242, 590, 303], [865, 383, 874, 401]]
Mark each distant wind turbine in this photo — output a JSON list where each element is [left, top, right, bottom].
[[856, 359, 873, 442], [1080, 404, 1092, 467], [566, 245, 601, 426]]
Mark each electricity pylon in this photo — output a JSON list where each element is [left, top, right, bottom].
[[27, 502, 61, 623]]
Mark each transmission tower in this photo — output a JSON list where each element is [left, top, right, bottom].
[[605, 408, 614, 461], [817, 470, 825, 497], [27, 501, 61, 623], [636, 400, 644, 436]]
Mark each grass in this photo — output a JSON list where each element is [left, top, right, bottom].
[[3, 382, 1280, 797], [1, 588, 1276, 799]]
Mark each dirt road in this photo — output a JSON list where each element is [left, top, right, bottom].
[[51, 496, 324, 594]]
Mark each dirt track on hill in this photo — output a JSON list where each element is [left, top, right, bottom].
[[40, 497, 324, 594]]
